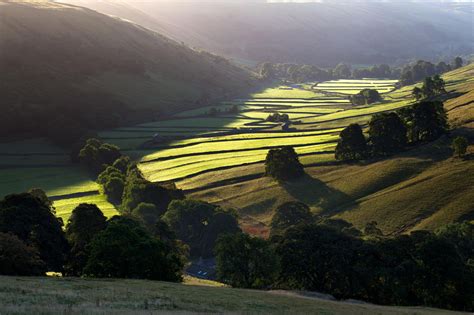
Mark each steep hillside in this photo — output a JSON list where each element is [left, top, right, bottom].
[[0, 0, 256, 140], [187, 64, 474, 236], [0, 276, 463, 315], [62, 0, 473, 66]]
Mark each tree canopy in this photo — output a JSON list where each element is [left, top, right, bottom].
[[83, 216, 183, 281], [215, 233, 280, 289], [265, 146, 305, 181], [368, 112, 407, 155], [335, 124, 367, 161], [0, 192, 68, 272], [65, 203, 107, 276], [163, 200, 240, 258]]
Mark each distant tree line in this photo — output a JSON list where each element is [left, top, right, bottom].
[[400, 57, 463, 86], [258, 57, 464, 85], [215, 201, 474, 312]]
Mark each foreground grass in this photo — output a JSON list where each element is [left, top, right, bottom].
[[0, 276, 462, 315]]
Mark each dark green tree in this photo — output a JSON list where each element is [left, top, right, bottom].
[[368, 112, 407, 155], [121, 168, 184, 214], [163, 200, 240, 258], [215, 233, 280, 289], [397, 101, 448, 143], [265, 146, 305, 181], [0, 232, 46, 276], [453, 57, 463, 69], [335, 124, 367, 161], [0, 193, 68, 272], [132, 202, 161, 231], [412, 86, 423, 100], [275, 223, 364, 299], [65, 203, 107, 276], [83, 216, 183, 281], [78, 138, 121, 174], [452, 136, 468, 158], [333, 63, 351, 78], [351, 89, 382, 105], [270, 201, 313, 238]]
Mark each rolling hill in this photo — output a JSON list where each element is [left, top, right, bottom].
[[61, 0, 473, 66], [0, 0, 256, 139]]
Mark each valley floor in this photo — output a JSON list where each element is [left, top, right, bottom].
[[0, 276, 465, 315]]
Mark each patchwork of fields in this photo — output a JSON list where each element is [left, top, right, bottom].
[[130, 79, 408, 184], [0, 79, 411, 220]]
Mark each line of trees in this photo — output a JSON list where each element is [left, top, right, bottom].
[[259, 57, 464, 85], [215, 201, 474, 312], [400, 57, 463, 86], [335, 100, 448, 161]]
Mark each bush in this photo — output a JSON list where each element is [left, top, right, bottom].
[[265, 146, 305, 181]]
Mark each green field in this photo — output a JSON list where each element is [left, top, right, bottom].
[[314, 79, 398, 95], [131, 79, 407, 183], [0, 276, 460, 315], [0, 78, 420, 221]]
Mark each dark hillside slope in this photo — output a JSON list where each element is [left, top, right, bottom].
[[0, 0, 255, 141], [62, 0, 473, 66]]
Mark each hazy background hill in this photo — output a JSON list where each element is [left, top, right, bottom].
[[62, 0, 473, 66], [0, 0, 255, 141]]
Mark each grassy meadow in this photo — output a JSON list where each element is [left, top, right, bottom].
[[0, 276, 462, 315]]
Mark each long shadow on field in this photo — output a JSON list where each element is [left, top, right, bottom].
[[281, 174, 354, 216]]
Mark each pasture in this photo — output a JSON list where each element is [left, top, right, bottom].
[[129, 79, 409, 184], [0, 78, 408, 220], [0, 276, 457, 315]]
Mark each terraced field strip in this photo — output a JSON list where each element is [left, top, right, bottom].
[[314, 79, 398, 95], [0, 166, 100, 199], [298, 100, 412, 125], [137, 117, 276, 129], [156, 128, 343, 148], [54, 193, 119, 222], [140, 142, 337, 183], [141, 132, 340, 162], [251, 87, 322, 99]]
